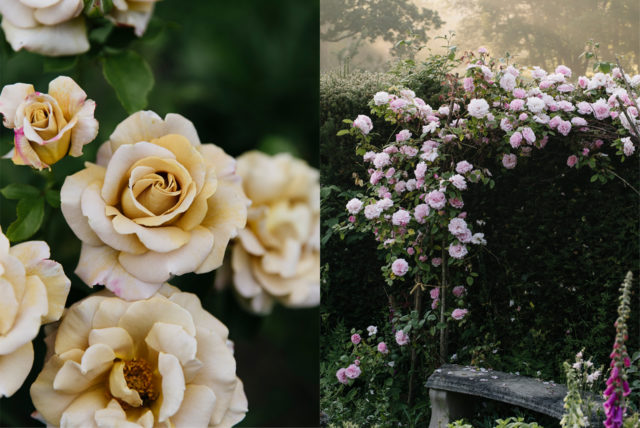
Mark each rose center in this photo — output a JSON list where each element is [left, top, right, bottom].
[[135, 171, 182, 215], [28, 103, 50, 128], [122, 359, 157, 404]]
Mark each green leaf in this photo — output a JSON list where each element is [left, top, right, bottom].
[[43, 56, 78, 73], [45, 189, 61, 208], [1, 183, 40, 200], [466, 276, 474, 286], [102, 50, 154, 114], [336, 129, 350, 136], [6, 198, 44, 242], [590, 174, 599, 182]]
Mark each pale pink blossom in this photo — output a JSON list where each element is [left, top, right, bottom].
[[396, 129, 412, 142], [336, 368, 348, 384], [513, 88, 526, 98], [502, 153, 517, 169], [353, 115, 373, 134], [449, 197, 464, 209], [431, 257, 442, 267], [457, 229, 473, 243], [345, 364, 361, 379], [415, 161, 427, 180], [509, 99, 525, 111], [478, 47, 488, 54], [395, 330, 410, 346], [389, 98, 408, 112], [522, 127, 536, 144], [363, 151, 376, 162], [374, 91, 390, 105], [346, 198, 363, 214], [449, 174, 467, 190], [592, 99, 611, 120], [451, 308, 469, 320], [510, 132, 523, 148], [426, 190, 446, 209], [430, 288, 439, 300], [364, 204, 382, 219], [622, 137, 635, 156], [400, 145, 418, 157], [471, 233, 487, 245], [373, 152, 391, 169], [500, 73, 516, 92], [377, 342, 389, 354], [452, 286, 466, 297], [448, 217, 468, 235], [392, 209, 411, 226], [468, 98, 490, 118], [377, 198, 393, 210], [351, 333, 361, 345], [548, 115, 563, 129], [370, 170, 383, 185], [526, 97, 546, 114], [566, 155, 578, 167], [463, 77, 475, 92], [518, 113, 528, 121], [385, 167, 396, 178], [557, 120, 572, 136], [577, 76, 589, 89], [391, 258, 409, 276], [449, 244, 468, 259], [456, 160, 473, 174], [571, 117, 588, 126], [394, 181, 406, 193], [557, 100, 575, 112], [500, 118, 513, 132], [414, 204, 430, 223], [576, 101, 592, 115]]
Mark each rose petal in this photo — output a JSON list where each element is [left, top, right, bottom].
[[92, 298, 128, 329], [0, 275, 47, 355], [117, 296, 195, 347], [59, 387, 109, 428], [0, 342, 33, 397], [164, 290, 229, 339], [30, 355, 77, 425], [61, 163, 105, 246], [81, 181, 147, 254], [118, 226, 214, 284], [19, 0, 58, 8], [101, 141, 176, 206], [112, 215, 190, 253], [108, 361, 142, 407], [94, 399, 143, 428], [89, 327, 134, 360], [29, 258, 71, 323], [109, 6, 153, 37], [231, 247, 263, 298], [196, 180, 248, 273], [214, 378, 248, 428], [96, 141, 113, 167], [53, 344, 115, 393], [169, 384, 216, 428], [193, 328, 237, 425], [54, 295, 106, 355], [33, 0, 82, 26], [0, 82, 34, 127], [0, 0, 38, 28], [68, 99, 98, 156], [144, 322, 197, 365], [1, 18, 89, 57], [156, 352, 185, 422]]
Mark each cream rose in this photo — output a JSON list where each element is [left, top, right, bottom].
[[109, 0, 160, 37], [0, 0, 89, 56], [0, 76, 99, 170], [220, 151, 320, 314], [61, 111, 249, 300], [0, 227, 71, 398], [30, 284, 248, 428]]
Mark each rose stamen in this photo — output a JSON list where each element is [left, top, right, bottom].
[[122, 359, 158, 405]]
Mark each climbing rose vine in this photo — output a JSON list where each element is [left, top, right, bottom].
[[341, 49, 638, 326]]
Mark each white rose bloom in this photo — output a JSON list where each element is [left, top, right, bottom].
[[0, 228, 70, 397], [467, 98, 490, 119], [0, 0, 88, 56], [221, 151, 320, 314], [526, 97, 546, 114], [30, 284, 247, 428], [109, 0, 160, 36]]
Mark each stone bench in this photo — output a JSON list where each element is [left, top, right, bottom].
[[425, 364, 604, 427]]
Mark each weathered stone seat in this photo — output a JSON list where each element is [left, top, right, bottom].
[[425, 364, 603, 427]]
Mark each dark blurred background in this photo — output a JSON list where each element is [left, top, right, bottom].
[[0, 1, 319, 426]]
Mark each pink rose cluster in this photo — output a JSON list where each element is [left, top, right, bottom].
[[395, 330, 410, 346], [353, 114, 373, 135]]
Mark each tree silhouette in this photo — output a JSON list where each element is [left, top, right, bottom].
[[321, 0, 443, 61], [453, 0, 639, 74]]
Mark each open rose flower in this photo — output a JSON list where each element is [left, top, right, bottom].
[[220, 151, 320, 314], [0, 228, 70, 397], [61, 111, 249, 300], [108, 0, 160, 36], [30, 284, 247, 428], [0, 76, 98, 169], [0, 0, 88, 56]]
